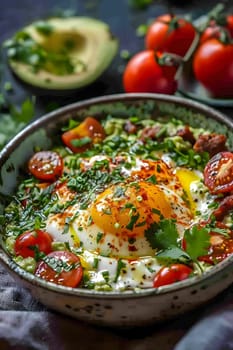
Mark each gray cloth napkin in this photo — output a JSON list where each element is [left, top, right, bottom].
[[1, 264, 233, 350]]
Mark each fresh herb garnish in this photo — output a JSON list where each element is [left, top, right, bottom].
[[0, 96, 35, 149], [96, 232, 104, 243], [114, 259, 126, 282], [43, 255, 80, 275], [71, 137, 92, 147], [145, 219, 210, 265], [183, 226, 210, 261], [126, 213, 140, 231]]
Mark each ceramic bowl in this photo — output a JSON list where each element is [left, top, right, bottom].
[[1, 93, 233, 327]]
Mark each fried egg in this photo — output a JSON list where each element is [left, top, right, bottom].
[[45, 155, 215, 289]]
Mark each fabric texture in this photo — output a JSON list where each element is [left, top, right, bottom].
[[1, 264, 233, 350]]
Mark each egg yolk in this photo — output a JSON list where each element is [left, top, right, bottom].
[[91, 181, 172, 238], [176, 168, 201, 213]]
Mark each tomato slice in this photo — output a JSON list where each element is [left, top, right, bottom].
[[204, 152, 233, 194], [62, 116, 105, 153], [153, 264, 193, 288], [35, 251, 83, 288], [198, 222, 233, 265], [14, 230, 53, 258], [28, 151, 63, 182]]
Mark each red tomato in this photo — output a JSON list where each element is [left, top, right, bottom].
[[35, 251, 83, 288], [193, 38, 233, 98], [200, 16, 233, 44], [198, 222, 233, 265], [204, 151, 233, 194], [153, 264, 193, 288], [123, 50, 178, 94], [145, 14, 196, 57], [28, 151, 63, 182], [14, 230, 53, 258], [62, 117, 105, 153]]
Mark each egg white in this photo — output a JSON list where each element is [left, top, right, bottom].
[[45, 155, 216, 290]]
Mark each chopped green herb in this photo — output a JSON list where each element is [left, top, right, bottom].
[[71, 137, 92, 147], [114, 259, 126, 282], [34, 21, 54, 36], [96, 232, 104, 243], [126, 213, 140, 231], [102, 270, 110, 282], [146, 174, 157, 184]]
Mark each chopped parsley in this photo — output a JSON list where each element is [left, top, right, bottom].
[[114, 259, 127, 282]]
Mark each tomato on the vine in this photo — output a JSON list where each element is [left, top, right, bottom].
[[200, 15, 233, 44], [123, 50, 178, 94], [145, 14, 196, 57], [35, 250, 83, 288], [14, 230, 53, 258], [62, 117, 105, 153], [153, 264, 193, 288], [28, 151, 63, 182], [204, 151, 233, 194], [193, 38, 233, 98]]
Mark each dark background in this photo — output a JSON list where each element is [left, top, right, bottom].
[[0, 1, 233, 349], [1, 0, 233, 118]]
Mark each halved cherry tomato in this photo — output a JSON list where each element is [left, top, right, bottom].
[[153, 264, 193, 288], [14, 230, 53, 258], [204, 152, 233, 194], [62, 116, 105, 153], [145, 14, 196, 57], [193, 38, 233, 98], [28, 151, 63, 182], [198, 222, 233, 265], [200, 16, 233, 44], [123, 50, 178, 94], [35, 251, 83, 288]]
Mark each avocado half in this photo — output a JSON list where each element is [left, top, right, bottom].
[[7, 17, 118, 90]]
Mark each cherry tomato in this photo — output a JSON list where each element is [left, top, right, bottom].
[[193, 38, 233, 98], [153, 264, 193, 288], [200, 16, 233, 44], [14, 230, 53, 258], [62, 116, 105, 153], [123, 50, 178, 94], [204, 151, 233, 194], [35, 251, 83, 288], [28, 151, 63, 182], [198, 222, 233, 265], [145, 14, 196, 57]]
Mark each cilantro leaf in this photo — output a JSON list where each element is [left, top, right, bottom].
[[0, 95, 35, 148], [0, 97, 35, 150], [145, 219, 179, 250], [156, 246, 191, 264], [184, 225, 210, 261]]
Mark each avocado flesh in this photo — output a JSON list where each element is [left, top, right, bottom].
[[8, 17, 118, 90]]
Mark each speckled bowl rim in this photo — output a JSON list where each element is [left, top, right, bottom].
[[1, 92, 233, 300]]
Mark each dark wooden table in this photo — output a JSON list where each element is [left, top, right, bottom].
[[0, 1, 233, 349]]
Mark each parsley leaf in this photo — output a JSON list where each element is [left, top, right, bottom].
[[145, 219, 179, 250], [0, 96, 35, 149], [184, 225, 210, 261], [156, 246, 191, 264]]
